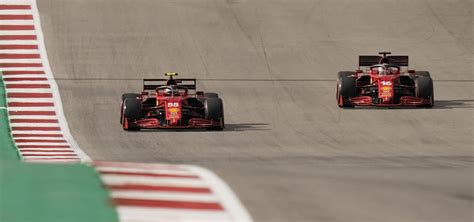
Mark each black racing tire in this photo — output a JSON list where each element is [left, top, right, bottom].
[[337, 71, 353, 79], [415, 71, 431, 78], [122, 98, 142, 130], [336, 73, 356, 108], [204, 92, 219, 98], [120, 93, 140, 124], [415, 76, 434, 108], [204, 98, 224, 130], [122, 93, 140, 101]]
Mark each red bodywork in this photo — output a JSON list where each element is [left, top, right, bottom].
[[134, 93, 221, 129], [121, 78, 224, 130], [341, 65, 431, 107], [337, 52, 433, 107]]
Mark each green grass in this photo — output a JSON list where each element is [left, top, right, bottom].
[[0, 73, 118, 222], [0, 76, 20, 160]]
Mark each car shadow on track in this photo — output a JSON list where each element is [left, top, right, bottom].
[[224, 123, 271, 131], [124, 123, 271, 132], [432, 100, 474, 109]]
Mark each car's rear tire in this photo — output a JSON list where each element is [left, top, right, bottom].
[[204, 92, 219, 98], [122, 98, 142, 130], [337, 72, 356, 108], [415, 76, 434, 108], [122, 93, 140, 101], [337, 71, 353, 79], [415, 71, 431, 78], [204, 98, 224, 130]]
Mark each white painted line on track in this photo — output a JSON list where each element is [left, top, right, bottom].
[[117, 207, 232, 222], [0, 10, 32, 15], [7, 98, 54, 103], [0, 31, 36, 35], [0, 40, 38, 45], [0, 50, 41, 54], [5, 89, 51, 93], [110, 190, 220, 203], [0, 67, 43, 71], [190, 165, 253, 222], [3, 74, 49, 80], [29, 0, 90, 161], [101, 175, 209, 188], [0, 58, 42, 63], [95, 166, 199, 176], [0, 20, 34, 25]]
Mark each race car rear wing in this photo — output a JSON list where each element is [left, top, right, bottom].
[[359, 55, 409, 67], [143, 78, 197, 90]]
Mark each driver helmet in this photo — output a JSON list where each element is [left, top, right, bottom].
[[377, 65, 387, 75], [164, 87, 175, 96]]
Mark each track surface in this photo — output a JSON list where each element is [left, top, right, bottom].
[[38, 0, 473, 221]]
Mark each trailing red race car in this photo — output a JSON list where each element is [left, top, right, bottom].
[[120, 72, 224, 130], [336, 52, 434, 108]]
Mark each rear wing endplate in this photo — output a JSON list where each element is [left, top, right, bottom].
[[143, 78, 197, 90]]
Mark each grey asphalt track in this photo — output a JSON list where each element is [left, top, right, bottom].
[[38, 0, 473, 221]]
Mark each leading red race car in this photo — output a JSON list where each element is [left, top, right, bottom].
[[120, 72, 224, 130], [336, 52, 434, 108]]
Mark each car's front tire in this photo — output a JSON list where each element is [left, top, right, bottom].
[[415, 76, 434, 108], [122, 98, 142, 130], [120, 93, 140, 124], [204, 98, 224, 130], [337, 71, 356, 108]]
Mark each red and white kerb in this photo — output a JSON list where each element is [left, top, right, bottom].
[[0, 0, 89, 162]]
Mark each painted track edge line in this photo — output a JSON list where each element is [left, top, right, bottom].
[[30, 0, 90, 161], [189, 165, 252, 222]]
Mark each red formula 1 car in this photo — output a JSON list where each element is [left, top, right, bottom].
[[120, 72, 224, 130], [336, 52, 434, 108]]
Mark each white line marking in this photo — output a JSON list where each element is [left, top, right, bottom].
[[6, 98, 54, 103], [110, 190, 219, 203], [0, 67, 43, 71], [0, 50, 40, 54], [100, 175, 209, 188], [24, 159, 80, 163], [23, 155, 77, 159], [0, 0, 32, 4], [1, 74, 46, 78], [5, 88, 52, 93], [190, 165, 253, 222], [0, 20, 34, 25], [0, 10, 32, 15], [93, 162, 191, 171], [30, 0, 90, 161], [95, 166, 198, 177], [2, 81, 49, 84], [8, 116, 57, 120], [0, 30, 36, 35], [21, 152, 74, 155], [0, 40, 38, 45], [117, 207, 232, 222], [9, 131, 59, 135], [7, 107, 56, 112], [0, 58, 42, 63], [15, 142, 68, 146]]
